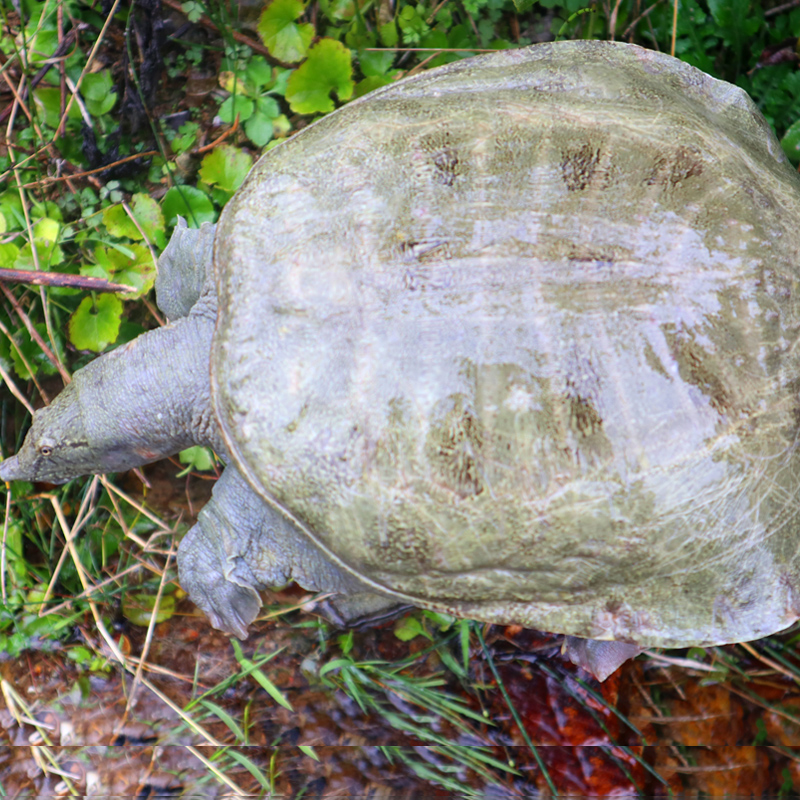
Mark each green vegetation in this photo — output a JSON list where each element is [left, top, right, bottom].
[[2, 0, 800, 794]]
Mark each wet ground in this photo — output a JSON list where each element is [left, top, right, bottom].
[[2, 603, 800, 796], [2, 464, 800, 796]]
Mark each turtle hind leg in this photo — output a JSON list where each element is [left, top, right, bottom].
[[176, 464, 398, 636]]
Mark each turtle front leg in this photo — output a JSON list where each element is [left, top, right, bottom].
[[177, 464, 399, 637]]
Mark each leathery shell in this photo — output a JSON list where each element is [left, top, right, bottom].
[[211, 41, 800, 649]]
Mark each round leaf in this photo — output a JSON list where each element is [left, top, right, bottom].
[[245, 114, 275, 147], [103, 204, 141, 240], [219, 95, 255, 124], [198, 145, 254, 197], [162, 186, 216, 227], [246, 56, 274, 88], [83, 243, 156, 299], [359, 49, 396, 78], [286, 39, 354, 115], [69, 294, 123, 352], [258, 0, 314, 63], [122, 592, 176, 626]]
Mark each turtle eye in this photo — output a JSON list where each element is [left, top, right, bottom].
[[39, 445, 53, 457]]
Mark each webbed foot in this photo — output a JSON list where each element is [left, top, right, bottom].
[[177, 520, 262, 639]]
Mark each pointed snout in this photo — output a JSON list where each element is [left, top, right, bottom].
[[0, 455, 22, 482]]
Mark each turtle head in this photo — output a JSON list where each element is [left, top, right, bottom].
[[0, 372, 146, 485]]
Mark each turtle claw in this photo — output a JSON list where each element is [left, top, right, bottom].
[[205, 581, 262, 640]]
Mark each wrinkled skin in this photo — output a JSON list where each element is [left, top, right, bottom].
[[1, 221, 391, 642], [6, 42, 800, 682]]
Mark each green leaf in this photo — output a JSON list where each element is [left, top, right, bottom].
[[178, 446, 216, 474], [271, 67, 293, 96], [320, 0, 358, 20], [256, 95, 281, 118], [69, 294, 123, 352], [398, 5, 430, 45], [169, 120, 200, 155], [25, 27, 59, 66], [245, 114, 274, 147], [16, 238, 64, 270], [6, 322, 63, 379], [354, 76, 394, 98], [82, 243, 156, 299], [345, 18, 376, 50], [131, 193, 166, 245], [162, 186, 216, 227], [359, 49, 396, 78], [286, 39, 354, 114], [394, 614, 427, 642], [34, 86, 80, 127], [199, 145, 254, 196], [0, 190, 24, 231], [338, 630, 354, 655], [181, 0, 204, 22], [226, 749, 272, 790], [82, 71, 117, 117], [0, 242, 19, 266], [782, 119, 800, 163], [378, 20, 398, 47], [33, 217, 59, 242], [258, 0, 314, 63], [122, 592, 176, 626], [246, 56, 274, 88], [199, 699, 246, 741], [103, 204, 140, 240], [219, 94, 255, 124], [298, 745, 319, 760], [231, 640, 294, 711]]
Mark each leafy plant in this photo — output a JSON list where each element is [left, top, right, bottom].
[[258, 0, 315, 63], [286, 38, 354, 113], [217, 57, 292, 147], [4, 0, 800, 795]]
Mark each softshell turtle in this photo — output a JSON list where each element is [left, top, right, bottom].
[[4, 40, 800, 681]]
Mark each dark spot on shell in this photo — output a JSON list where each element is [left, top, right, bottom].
[[419, 131, 462, 187], [399, 238, 452, 264], [647, 144, 703, 188], [663, 325, 732, 415], [426, 397, 485, 498], [565, 379, 604, 437], [432, 148, 460, 186], [561, 143, 601, 191]]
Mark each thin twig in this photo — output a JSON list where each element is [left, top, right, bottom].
[[0, 313, 52, 402], [55, 0, 123, 133], [671, 0, 678, 56], [17, 151, 160, 188], [765, 0, 800, 17], [0, 283, 70, 384], [161, 0, 272, 57], [1, 490, 11, 603], [0, 358, 36, 414], [125, 549, 174, 715], [0, 267, 135, 293]]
